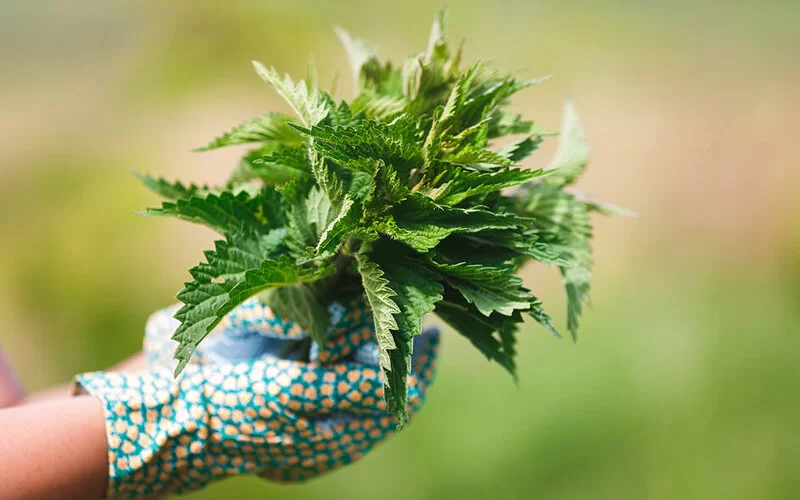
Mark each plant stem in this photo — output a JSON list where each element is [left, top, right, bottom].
[[312, 237, 359, 301]]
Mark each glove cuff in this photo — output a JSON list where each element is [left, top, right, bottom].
[[73, 369, 214, 499]]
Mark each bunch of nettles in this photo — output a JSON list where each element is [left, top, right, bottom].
[[138, 9, 615, 424]]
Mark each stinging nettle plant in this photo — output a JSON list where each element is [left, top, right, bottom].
[[138, 8, 619, 425]]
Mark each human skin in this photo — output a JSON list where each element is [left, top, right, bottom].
[[0, 353, 151, 500], [0, 396, 109, 500]]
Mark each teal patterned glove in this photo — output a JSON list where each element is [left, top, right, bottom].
[[74, 297, 440, 499]]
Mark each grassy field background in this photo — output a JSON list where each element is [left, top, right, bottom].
[[1, 1, 799, 498]]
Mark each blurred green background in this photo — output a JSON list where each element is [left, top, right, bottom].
[[2, 1, 799, 498]]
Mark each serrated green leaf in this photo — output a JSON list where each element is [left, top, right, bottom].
[[356, 251, 400, 375], [321, 99, 360, 128], [497, 321, 519, 380], [487, 109, 534, 138], [422, 63, 480, 165], [543, 100, 589, 187], [224, 259, 331, 315], [305, 186, 333, 234], [430, 167, 547, 206], [425, 6, 449, 66], [232, 146, 309, 186], [496, 135, 543, 163], [402, 56, 423, 100], [195, 112, 302, 151], [143, 191, 273, 235], [172, 233, 329, 375], [515, 183, 593, 339], [380, 193, 520, 252], [528, 295, 560, 338], [351, 91, 406, 121], [291, 115, 422, 175], [134, 172, 207, 200], [315, 195, 358, 259], [281, 181, 321, 261], [433, 261, 532, 317], [309, 151, 346, 208], [443, 144, 514, 170], [252, 61, 330, 127], [434, 287, 522, 377], [365, 160, 409, 212], [561, 241, 592, 340], [360, 59, 404, 97], [334, 26, 376, 95], [370, 239, 443, 423]]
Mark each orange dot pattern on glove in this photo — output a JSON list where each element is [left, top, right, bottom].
[[75, 298, 440, 499]]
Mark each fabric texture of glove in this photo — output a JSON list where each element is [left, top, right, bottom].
[[74, 297, 440, 499]]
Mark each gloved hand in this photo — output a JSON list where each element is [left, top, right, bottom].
[[74, 296, 440, 499]]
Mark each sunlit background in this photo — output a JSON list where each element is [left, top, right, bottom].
[[2, 1, 799, 498]]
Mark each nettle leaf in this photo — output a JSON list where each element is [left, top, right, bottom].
[[232, 146, 309, 186], [351, 91, 406, 121], [225, 258, 331, 309], [334, 26, 377, 95], [516, 185, 592, 249], [281, 182, 324, 261], [496, 135, 543, 163], [305, 185, 334, 234], [195, 112, 302, 151], [497, 321, 519, 379], [561, 244, 592, 340], [422, 63, 480, 164], [356, 251, 400, 384], [172, 232, 330, 374], [143, 190, 274, 235], [309, 152, 347, 208], [442, 145, 514, 170], [380, 193, 520, 252], [135, 172, 207, 200], [487, 109, 534, 138], [315, 195, 360, 260], [402, 56, 423, 100], [365, 160, 409, 212], [515, 183, 593, 339], [425, 7, 449, 66], [430, 167, 547, 206], [543, 100, 589, 187], [528, 295, 560, 338], [433, 261, 532, 317], [370, 240, 444, 423], [321, 99, 360, 128], [434, 287, 522, 378], [253, 61, 330, 127], [291, 115, 422, 175]]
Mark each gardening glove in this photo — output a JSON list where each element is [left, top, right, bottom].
[[73, 297, 440, 499]]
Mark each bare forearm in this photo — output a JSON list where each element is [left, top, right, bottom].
[[0, 396, 108, 500], [0, 348, 25, 408]]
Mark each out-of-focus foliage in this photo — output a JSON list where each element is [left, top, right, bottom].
[[1, 1, 799, 499]]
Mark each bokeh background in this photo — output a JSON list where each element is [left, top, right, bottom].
[[2, 1, 799, 498]]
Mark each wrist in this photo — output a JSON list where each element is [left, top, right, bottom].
[[74, 367, 217, 498]]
